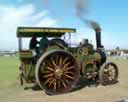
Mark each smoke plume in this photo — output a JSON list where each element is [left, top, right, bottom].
[[76, 0, 101, 30], [76, 0, 87, 16], [39, 0, 101, 30]]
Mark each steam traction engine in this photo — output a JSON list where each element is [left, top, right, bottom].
[[17, 27, 118, 95]]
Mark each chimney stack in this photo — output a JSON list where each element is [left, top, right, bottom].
[[95, 28, 103, 50]]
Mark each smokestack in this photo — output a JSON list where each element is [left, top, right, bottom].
[[95, 28, 103, 49]]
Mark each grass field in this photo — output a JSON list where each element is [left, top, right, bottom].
[[0, 56, 128, 102], [0, 56, 20, 101]]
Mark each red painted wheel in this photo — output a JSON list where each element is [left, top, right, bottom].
[[35, 50, 80, 95]]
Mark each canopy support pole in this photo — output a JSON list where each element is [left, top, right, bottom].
[[18, 38, 22, 51]]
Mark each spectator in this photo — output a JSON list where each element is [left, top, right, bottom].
[[29, 36, 39, 50], [39, 36, 49, 55], [82, 39, 93, 49]]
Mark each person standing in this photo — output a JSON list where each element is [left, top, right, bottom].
[[39, 36, 49, 55], [29, 36, 39, 56], [29, 36, 39, 50]]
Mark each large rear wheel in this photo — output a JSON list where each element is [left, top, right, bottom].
[[35, 50, 80, 95]]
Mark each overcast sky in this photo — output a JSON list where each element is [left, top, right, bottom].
[[0, 0, 128, 51]]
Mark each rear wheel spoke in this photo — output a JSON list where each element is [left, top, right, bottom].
[[65, 66, 74, 71], [42, 70, 51, 74], [47, 66, 54, 71], [62, 57, 68, 65], [44, 77, 52, 85], [50, 57, 58, 68], [61, 79, 67, 88], [49, 78, 55, 87], [63, 62, 71, 69], [42, 73, 53, 78], [65, 74, 74, 80], [53, 79, 57, 90], [46, 60, 53, 68], [64, 71, 74, 75], [63, 77, 69, 84], [57, 79, 61, 88], [59, 57, 63, 66]]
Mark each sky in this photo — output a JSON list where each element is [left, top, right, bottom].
[[0, 0, 128, 51]]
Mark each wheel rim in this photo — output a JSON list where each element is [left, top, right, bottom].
[[36, 50, 80, 95]]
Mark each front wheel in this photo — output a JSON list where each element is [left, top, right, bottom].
[[99, 62, 119, 85]]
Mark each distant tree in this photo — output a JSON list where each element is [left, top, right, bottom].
[[116, 46, 120, 50]]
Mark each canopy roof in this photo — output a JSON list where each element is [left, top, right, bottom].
[[17, 27, 76, 37]]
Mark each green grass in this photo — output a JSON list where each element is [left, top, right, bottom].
[[0, 56, 20, 98], [0, 56, 20, 81], [0, 56, 19, 80]]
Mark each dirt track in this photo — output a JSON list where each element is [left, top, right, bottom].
[[1, 58, 128, 102]]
